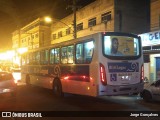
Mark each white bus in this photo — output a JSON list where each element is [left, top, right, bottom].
[[21, 32, 144, 97]]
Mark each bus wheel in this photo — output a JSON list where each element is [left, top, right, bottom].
[[53, 79, 63, 97], [26, 75, 31, 86], [143, 91, 152, 102]]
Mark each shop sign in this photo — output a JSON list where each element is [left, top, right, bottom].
[[139, 30, 160, 46]]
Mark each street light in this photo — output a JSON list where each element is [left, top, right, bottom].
[[45, 16, 76, 39], [44, 16, 52, 23]]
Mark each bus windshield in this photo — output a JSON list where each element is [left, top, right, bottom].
[[103, 35, 140, 57]]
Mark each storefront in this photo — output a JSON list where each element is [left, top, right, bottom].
[[139, 30, 160, 82]]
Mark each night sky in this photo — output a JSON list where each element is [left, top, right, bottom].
[[0, 0, 95, 51]]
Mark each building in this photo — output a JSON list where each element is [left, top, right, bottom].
[[12, 18, 51, 50], [12, 0, 150, 48], [140, 0, 160, 81], [12, 18, 51, 67], [12, 0, 150, 69], [50, 0, 150, 44]]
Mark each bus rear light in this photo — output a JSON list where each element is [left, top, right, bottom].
[[140, 65, 144, 82], [100, 63, 107, 85]]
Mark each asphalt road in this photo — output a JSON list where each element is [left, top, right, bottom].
[[0, 83, 160, 120]]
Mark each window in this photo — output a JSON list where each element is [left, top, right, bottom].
[[50, 48, 60, 64], [35, 51, 40, 64], [61, 47, 67, 64], [67, 45, 74, 64], [84, 41, 94, 63], [55, 48, 60, 63], [28, 37, 30, 41], [76, 43, 83, 63], [101, 12, 111, 23], [40, 50, 49, 65], [32, 34, 34, 39], [103, 36, 140, 57], [58, 31, 62, 38], [66, 28, 71, 35], [32, 51, 40, 64], [88, 18, 96, 27], [50, 48, 55, 64], [35, 33, 39, 38], [61, 45, 74, 64], [77, 23, 83, 31], [22, 38, 26, 43], [76, 40, 94, 64], [52, 34, 56, 40]]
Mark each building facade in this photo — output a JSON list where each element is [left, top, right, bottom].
[[12, 0, 151, 70], [12, 18, 51, 67], [12, 0, 150, 48], [50, 0, 150, 45], [140, 0, 160, 82], [12, 18, 51, 50]]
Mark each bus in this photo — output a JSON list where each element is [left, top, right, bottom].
[[21, 32, 144, 97]]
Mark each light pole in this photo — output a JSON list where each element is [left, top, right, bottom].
[[73, 0, 77, 39]]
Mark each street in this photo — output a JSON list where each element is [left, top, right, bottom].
[[0, 83, 160, 120], [0, 0, 160, 120]]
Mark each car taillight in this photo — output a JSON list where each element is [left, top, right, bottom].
[[100, 63, 107, 85], [141, 65, 144, 82]]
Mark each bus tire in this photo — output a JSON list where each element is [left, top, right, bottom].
[[26, 75, 31, 86], [53, 79, 63, 97], [143, 91, 152, 102]]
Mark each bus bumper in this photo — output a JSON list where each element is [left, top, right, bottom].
[[99, 82, 144, 96]]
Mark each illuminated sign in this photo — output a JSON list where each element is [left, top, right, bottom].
[[139, 30, 160, 46], [108, 62, 139, 72]]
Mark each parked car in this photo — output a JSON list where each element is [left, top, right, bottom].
[[12, 68, 21, 83], [0, 71, 17, 96], [140, 79, 160, 102]]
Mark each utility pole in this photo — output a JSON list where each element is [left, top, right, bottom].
[[73, 0, 77, 39], [68, 0, 79, 39]]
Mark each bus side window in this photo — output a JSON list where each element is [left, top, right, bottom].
[[84, 41, 94, 63], [50, 48, 55, 64], [28, 53, 33, 65], [76, 43, 84, 64], [35, 51, 40, 65], [67, 45, 74, 64], [61, 47, 67, 64], [32, 52, 36, 64], [55, 48, 60, 64], [40, 50, 49, 65], [76, 41, 94, 64]]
